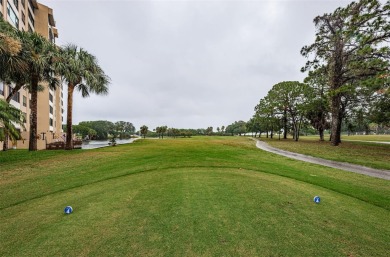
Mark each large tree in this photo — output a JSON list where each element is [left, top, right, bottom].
[[304, 67, 331, 141], [56, 45, 110, 150], [22, 32, 59, 151], [301, 0, 390, 146], [255, 96, 277, 138], [115, 121, 135, 139], [268, 81, 313, 141]]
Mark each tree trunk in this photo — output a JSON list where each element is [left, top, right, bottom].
[[330, 94, 341, 146], [6, 83, 23, 102], [2, 131, 9, 151], [330, 37, 343, 146], [65, 84, 75, 150], [319, 127, 324, 141], [294, 124, 299, 141], [29, 77, 38, 151], [283, 109, 287, 139]]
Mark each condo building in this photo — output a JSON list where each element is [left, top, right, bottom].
[[0, 0, 63, 150]]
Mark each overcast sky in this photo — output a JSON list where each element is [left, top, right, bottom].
[[40, 0, 351, 130]]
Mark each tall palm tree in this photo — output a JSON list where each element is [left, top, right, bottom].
[[0, 20, 29, 150], [56, 45, 109, 150], [1, 19, 58, 151], [0, 99, 25, 144], [20, 32, 59, 151]]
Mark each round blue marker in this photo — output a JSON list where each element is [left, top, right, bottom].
[[64, 206, 73, 214], [313, 196, 321, 204]]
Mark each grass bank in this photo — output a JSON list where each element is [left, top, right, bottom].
[[1, 137, 389, 256]]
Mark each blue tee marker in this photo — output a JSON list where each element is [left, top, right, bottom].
[[64, 206, 73, 214], [313, 196, 321, 203]]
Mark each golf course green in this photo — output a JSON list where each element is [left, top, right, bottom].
[[1, 137, 389, 256]]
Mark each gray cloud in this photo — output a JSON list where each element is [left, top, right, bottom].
[[40, 0, 351, 130]]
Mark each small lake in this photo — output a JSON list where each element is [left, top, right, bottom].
[[81, 138, 138, 150]]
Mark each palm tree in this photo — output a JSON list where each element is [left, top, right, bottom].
[[0, 19, 22, 56], [21, 32, 59, 151], [56, 45, 109, 150], [0, 20, 28, 150], [0, 20, 58, 151], [140, 125, 148, 139], [0, 99, 25, 144]]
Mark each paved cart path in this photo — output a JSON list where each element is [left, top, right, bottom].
[[254, 140, 390, 180]]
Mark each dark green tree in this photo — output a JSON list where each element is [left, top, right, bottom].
[[56, 45, 110, 150], [140, 125, 148, 139], [301, 0, 390, 146]]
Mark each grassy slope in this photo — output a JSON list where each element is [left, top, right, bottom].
[[263, 136, 390, 170], [302, 134, 390, 142], [1, 137, 389, 256], [342, 134, 390, 142]]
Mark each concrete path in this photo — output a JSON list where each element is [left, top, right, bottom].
[[254, 140, 390, 180]]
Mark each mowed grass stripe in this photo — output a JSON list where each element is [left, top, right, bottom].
[[1, 137, 389, 211], [1, 167, 389, 256]]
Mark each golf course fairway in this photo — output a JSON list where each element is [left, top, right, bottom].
[[1, 137, 389, 256]]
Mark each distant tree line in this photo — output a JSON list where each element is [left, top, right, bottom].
[[138, 125, 232, 138], [70, 120, 135, 140]]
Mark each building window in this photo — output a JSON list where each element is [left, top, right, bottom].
[[49, 27, 54, 43], [49, 93, 53, 102], [21, 10, 25, 24], [21, 0, 24, 7], [8, 86, 20, 102], [28, 8, 34, 26], [0, 11, 3, 20], [28, 24, 33, 32], [49, 118, 53, 126], [7, 2, 19, 29], [49, 105, 53, 114], [22, 112, 27, 123], [0, 82, 4, 95], [13, 0, 18, 10], [23, 95, 27, 106], [0, 0, 3, 5]]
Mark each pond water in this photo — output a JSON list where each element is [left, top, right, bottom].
[[81, 138, 138, 150]]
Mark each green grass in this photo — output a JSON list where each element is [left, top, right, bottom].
[[263, 136, 390, 170], [302, 134, 390, 142], [342, 134, 390, 142], [1, 137, 389, 256]]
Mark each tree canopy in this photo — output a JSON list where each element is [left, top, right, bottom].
[[301, 0, 390, 145]]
